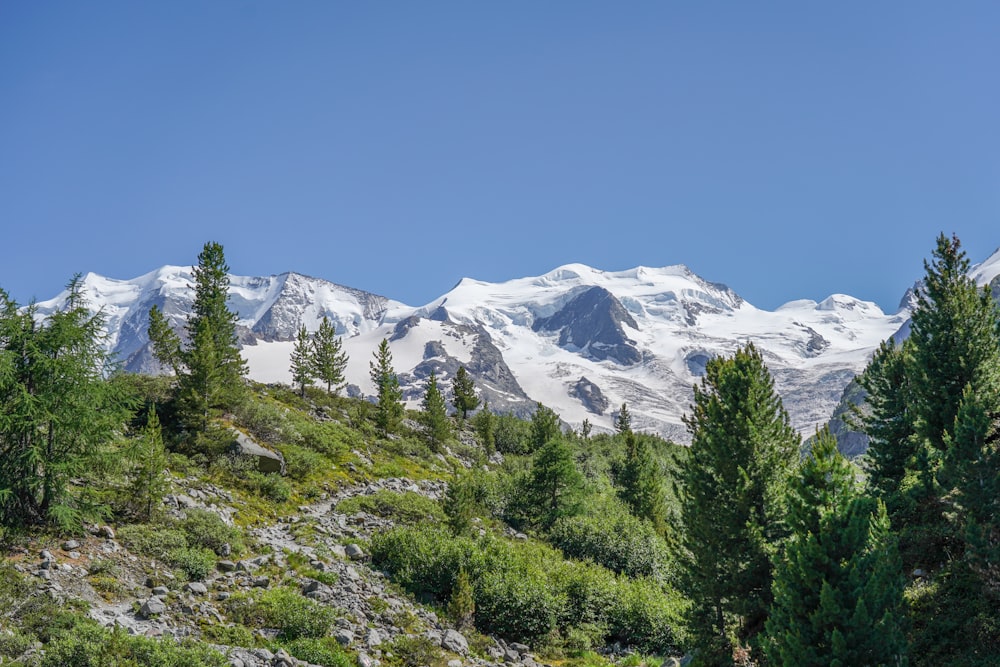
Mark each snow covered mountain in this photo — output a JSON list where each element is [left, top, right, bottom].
[[36, 256, 947, 443]]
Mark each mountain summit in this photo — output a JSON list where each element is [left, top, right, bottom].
[[36, 260, 924, 442]]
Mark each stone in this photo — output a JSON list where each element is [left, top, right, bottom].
[[335, 628, 354, 646], [302, 579, 321, 594], [448, 661, 463, 667], [139, 598, 167, 618], [365, 628, 382, 648], [357, 653, 379, 667], [62, 540, 81, 551], [252, 576, 270, 588], [509, 643, 530, 655], [345, 544, 365, 561], [442, 629, 469, 655], [217, 560, 237, 572], [229, 659, 245, 667], [219, 542, 232, 557], [68, 551, 81, 560], [98, 525, 115, 539], [229, 429, 286, 474], [152, 586, 169, 596], [186, 582, 208, 595]]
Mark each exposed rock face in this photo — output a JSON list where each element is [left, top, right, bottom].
[[533, 286, 641, 365], [570, 377, 609, 415], [229, 430, 286, 475]]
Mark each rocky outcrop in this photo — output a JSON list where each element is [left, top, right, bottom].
[[570, 377, 609, 415], [533, 286, 641, 365], [229, 430, 286, 475]]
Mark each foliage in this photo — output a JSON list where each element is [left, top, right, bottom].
[[765, 430, 908, 666], [0, 277, 134, 529], [549, 506, 671, 581], [494, 413, 532, 455], [530, 403, 561, 452], [311, 316, 349, 395], [422, 370, 452, 449], [370, 338, 404, 436], [169, 545, 217, 581], [449, 568, 476, 629], [126, 406, 169, 522], [336, 489, 446, 525], [180, 507, 244, 555], [616, 428, 667, 535], [451, 365, 479, 419], [225, 586, 336, 641], [384, 634, 443, 667], [41, 621, 228, 667], [677, 343, 800, 664], [472, 401, 497, 452], [281, 637, 354, 667], [290, 324, 314, 397], [525, 437, 585, 529]]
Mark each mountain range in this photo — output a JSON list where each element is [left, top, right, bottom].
[[33, 249, 1000, 443]]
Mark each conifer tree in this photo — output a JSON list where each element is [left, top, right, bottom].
[[311, 316, 348, 395], [530, 402, 561, 452], [129, 406, 168, 522], [678, 343, 800, 664], [614, 402, 632, 434], [369, 338, 403, 436], [581, 418, 592, 439], [451, 365, 479, 419], [0, 278, 133, 528], [527, 436, 585, 529], [150, 242, 247, 434], [618, 431, 667, 535], [422, 370, 451, 449], [766, 430, 908, 666], [289, 324, 314, 397], [472, 401, 496, 453]]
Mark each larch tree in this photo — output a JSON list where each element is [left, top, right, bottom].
[[0, 278, 133, 528], [369, 338, 403, 436], [289, 324, 314, 397], [678, 343, 800, 665], [311, 316, 348, 395]]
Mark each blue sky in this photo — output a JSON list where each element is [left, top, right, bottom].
[[2, 2, 999, 312]]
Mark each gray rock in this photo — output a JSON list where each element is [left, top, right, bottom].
[[509, 643, 530, 656], [229, 429, 286, 475], [62, 540, 81, 551], [152, 586, 169, 596], [252, 576, 270, 588], [365, 628, 382, 648], [442, 629, 469, 655], [228, 659, 245, 667], [139, 597, 167, 618], [335, 628, 354, 646], [345, 544, 365, 561], [217, 560, 237, 572], [357, 653, 379, 667], [448, 661, 463, 667], [186, 582, 208, 595], [98, 525, 115, 539]]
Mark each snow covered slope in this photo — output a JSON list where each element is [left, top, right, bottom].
[[33, 260, 917, 442]]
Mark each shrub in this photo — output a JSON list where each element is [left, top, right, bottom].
[[607, 577, 686, 655], [384, 634, 442, 667], [475, 567, 559, 643], [41, 621, 228, 666], [337, 490, 445, 525], [248, 471, 293, 503], [281, 443, 330, 481], [181, 508, 244, 555], [549, 509, 670, 581], [119, 523, 188, 562], [225, 587, 335, 641], [281, 637, 354, 667], [169, 546, 217, 581]]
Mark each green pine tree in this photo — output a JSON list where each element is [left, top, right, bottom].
[[369, 338, 403, 436], [451, 365, 479, 419], [311, 316, 348, 395], [472, 401, 496, 453], [678, 343, 800, 665], [614, 402, 632, 434], [617, 431, 667, 535], [530, 402, 561, 452], [765, 430, 908, 667], [289, 324, 314, 397], [527, 436, 585, 529], [147, 304, 183, 374], [128, 406, 169, 522], [421, 370, 451, 449]]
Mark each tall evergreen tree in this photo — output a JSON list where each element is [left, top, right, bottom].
[[128, 406, 168, 522], [472, 401, 496, 453], [766, 430, 908, 667], [530, 402, 561, 452], [150, 242, 247, 434], [289, 324, 314, 397], [311, 316, 348, 395], [421, 370, 451, 449], [614, 402, 632, 434], [0, 278, 133, 528], [369, 338, 403, 436], [618, 431, 667, 535], [678, 343, 800, 665], [451, 365, 479, 419], [527, 437, 585, 529]]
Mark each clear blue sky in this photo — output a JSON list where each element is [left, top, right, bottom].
[[3, 2, 999, 312]]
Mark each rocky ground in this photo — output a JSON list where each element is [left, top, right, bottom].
[[6, 475, 558, 667]]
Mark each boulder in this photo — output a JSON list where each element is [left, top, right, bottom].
[[442, 629, 469, 655], [139, 597, 166, 618], [229, 429, 286, 475]]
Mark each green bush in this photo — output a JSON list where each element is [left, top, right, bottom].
[[370, 525, 476, 597], [384, 634, 442, 667], [281, 443, 330, 481], [281, 637, 354, 667], [0, 627, 33, 659], [225, 587, 336, 641], [41, 621, 228, 666], [607, 577, 686, 655], [181, 508, 244, 555], [337, 490, 445, 525], [494, 414, 532, 455], [475, 567, 559, 642], [549, 509, 671, 582], [169, 546, 217, 581], [119, 523, 188, 561], [248, 471, 293, 503]]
